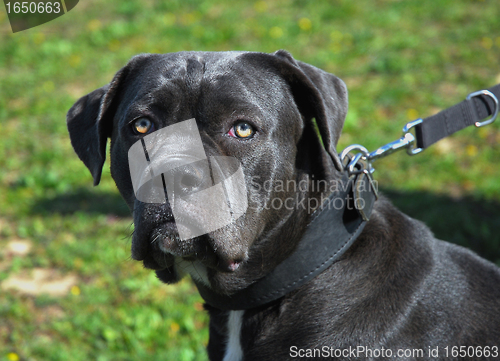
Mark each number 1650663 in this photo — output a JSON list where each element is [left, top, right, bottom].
[[5, 2, 61, 14]]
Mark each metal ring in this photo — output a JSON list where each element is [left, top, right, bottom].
[[340, 144, 369, 163], [347, 152, 366, 175], [467, 90, 499, 128]]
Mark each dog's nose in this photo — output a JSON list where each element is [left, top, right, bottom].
[[171, 159, 212, 196], [179, 165, 204, 191]]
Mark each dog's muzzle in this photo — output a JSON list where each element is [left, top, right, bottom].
[[128, 118, 248, 240]]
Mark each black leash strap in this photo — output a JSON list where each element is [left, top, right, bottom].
[[414, 84, 499, 151], [344, 84, 499, 170]]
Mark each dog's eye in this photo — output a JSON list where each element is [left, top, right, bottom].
[[132, 118, 154, 134], [229, 122, 255, 139]]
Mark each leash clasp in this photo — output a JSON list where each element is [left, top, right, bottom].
[[367, 118, 423, 162], [401, 118, 424, 155], [467, 89, 499, 127], [341, 118, 424, 176]]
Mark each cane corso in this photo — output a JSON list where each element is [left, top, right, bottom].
[[67, 50, 500, 360]]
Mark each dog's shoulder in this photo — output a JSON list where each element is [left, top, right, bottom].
[[352, 195, 500, 343], [274, 195, 500, 346]]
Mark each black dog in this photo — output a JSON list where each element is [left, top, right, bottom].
[[67, 50, 500, 360]]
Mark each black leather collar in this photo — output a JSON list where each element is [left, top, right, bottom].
[[194, 171, 377, 310]]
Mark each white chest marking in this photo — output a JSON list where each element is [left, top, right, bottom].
[[223, 310, 244, 361]]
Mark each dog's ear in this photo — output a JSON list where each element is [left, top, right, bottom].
[[67, 84, 112, 186], [274, 50, 348, 171], [244, 50, 348, 171], [66, 55, 150, 185]]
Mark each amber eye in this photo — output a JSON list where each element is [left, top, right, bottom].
[[231, 122, 255, 139], [132, 118, 153, 134]]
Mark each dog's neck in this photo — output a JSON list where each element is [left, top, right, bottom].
[[193, 171, 376, 310]]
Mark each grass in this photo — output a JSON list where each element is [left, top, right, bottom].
[[1, 0, 500, 359]]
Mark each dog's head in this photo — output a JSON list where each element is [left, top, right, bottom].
[[67, 50, 347, 295]]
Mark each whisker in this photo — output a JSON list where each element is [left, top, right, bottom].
[[151, 234, 161, 244]]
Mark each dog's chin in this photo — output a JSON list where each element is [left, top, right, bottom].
[[135, 223, 249, 293], [154, 257, 252, 295]]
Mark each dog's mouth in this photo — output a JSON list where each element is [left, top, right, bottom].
[[132, 219, 246, 276]]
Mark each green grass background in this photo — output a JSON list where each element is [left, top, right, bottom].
[[1, 0, 499, 360]]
